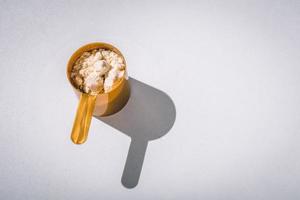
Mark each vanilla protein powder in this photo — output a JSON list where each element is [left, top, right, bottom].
[[71, 49, 126, 95]]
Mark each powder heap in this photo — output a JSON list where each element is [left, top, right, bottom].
[[71, 49, 126, 95]]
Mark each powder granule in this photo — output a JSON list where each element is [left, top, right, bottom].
[[71, 49, 125, 95]]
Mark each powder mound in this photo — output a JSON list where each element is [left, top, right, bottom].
[[71, 49, 126, 95]]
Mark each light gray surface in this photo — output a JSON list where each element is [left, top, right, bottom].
[[0, 0, 300, 199]]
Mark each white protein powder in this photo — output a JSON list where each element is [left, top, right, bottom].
[[71, 49, 126, 95]]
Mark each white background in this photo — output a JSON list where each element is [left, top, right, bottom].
[[0, 0, 300, 199]]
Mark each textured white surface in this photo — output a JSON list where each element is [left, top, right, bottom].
[[0, 0, 300, 199]]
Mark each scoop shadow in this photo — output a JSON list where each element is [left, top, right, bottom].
[[95, 77, 176, 188]]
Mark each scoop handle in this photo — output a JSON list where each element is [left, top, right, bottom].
[[71, 93, 97, 144]]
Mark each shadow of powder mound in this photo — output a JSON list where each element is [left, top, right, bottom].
[[96, 77, 176, 188]]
